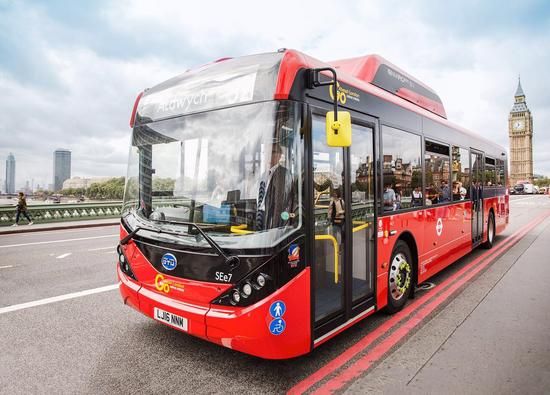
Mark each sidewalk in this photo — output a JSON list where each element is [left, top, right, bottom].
[[346, 217, 550, 394], [0, 218, 119, 235]]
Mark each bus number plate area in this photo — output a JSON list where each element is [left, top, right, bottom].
[[154, 307, 188, 332]]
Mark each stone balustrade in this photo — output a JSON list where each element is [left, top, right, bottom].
[[0, 202, 122, 226]]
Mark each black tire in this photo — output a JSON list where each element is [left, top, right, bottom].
[[386, 240, 414, 314], [483, 211, 496, 249]]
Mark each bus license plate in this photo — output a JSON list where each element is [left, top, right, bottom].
[[154, 307, 188, 331]]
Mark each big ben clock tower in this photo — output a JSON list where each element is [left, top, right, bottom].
[[508, 77, 533, 186]]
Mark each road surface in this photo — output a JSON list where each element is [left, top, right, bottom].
[[1, 195, 549, 394]]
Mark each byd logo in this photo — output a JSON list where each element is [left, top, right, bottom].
[[161, 253, 177, 270]]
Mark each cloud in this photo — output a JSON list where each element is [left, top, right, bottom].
[[1, 0, 550, 190], [0, 46, 180, 187]]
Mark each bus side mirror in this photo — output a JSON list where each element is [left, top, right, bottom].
[[326, 111, 351, 147]]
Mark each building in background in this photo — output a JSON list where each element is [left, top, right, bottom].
[[5, 152, 16, 194], [53, 149, 71, 191], [24, 180, 32, 195], [508, 78, 534, 186], [62, 176, 113, 189]]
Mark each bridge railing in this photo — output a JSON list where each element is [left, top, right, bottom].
[[1, 200, 376, 227], [0, 202, 122, 226]]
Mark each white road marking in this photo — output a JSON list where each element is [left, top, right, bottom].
[[0, 265, 13, 269], [0, 283, 119, 315], [0, 234, 118, 249], [2, 225, 119, 237], [56, 253, 72, 259], [88, 246, 115, 251]]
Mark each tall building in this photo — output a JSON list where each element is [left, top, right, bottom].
[[508, 77, 533, 186], [53, 149, 71, 191], [5, 152, 16, 194]]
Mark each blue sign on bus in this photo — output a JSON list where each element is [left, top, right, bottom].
[[269, 300, 286, 318], [269, 318, 286, 335], [161, 253, 178, 271]]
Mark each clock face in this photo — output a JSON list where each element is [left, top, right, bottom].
[[513, 120, 524, 130]]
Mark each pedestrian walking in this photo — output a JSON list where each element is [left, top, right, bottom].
[[12, 192, 33, 226]]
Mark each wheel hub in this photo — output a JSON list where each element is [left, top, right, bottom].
[[389, 253, 411, 300]]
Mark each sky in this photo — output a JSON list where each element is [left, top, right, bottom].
[[1, 0, 549, 190]]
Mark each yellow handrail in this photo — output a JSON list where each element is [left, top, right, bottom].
[[230, 224, 253, 234], [315, 234, 339, 284], [352, 223, 369, 233], [314, 221, 368, 284]]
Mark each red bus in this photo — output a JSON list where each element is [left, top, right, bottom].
[[117, 50, 509, 359]]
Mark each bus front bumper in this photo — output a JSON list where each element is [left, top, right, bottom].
[[118, 266, 311, 359]]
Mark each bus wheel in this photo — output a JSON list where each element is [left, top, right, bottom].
[[483, 211, 495, 249], [386, 241, 413, 314]]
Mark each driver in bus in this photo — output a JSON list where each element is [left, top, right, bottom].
[[256, 142, 294, 230]]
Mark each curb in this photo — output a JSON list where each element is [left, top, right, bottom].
[[0, 221, 120, 235]]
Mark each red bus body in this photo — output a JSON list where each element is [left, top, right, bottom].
[[118, 49, 509, 359]]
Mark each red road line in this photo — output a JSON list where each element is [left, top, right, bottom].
[[287, 214, 548, 395], [314, 213, 550, 394]]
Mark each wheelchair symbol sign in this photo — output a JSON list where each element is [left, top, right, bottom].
[[269, 318, 286, 335], [269, 300, 286, 318]]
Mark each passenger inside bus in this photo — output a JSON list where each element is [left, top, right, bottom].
[[394, 187, 402, 210], [426, 185, 438, 205], [383, 183, 397, 211], [452, 181, 467, 201], [412, 186, 423, 206], [440, 180, 451, 202], [328, 189, 345, 247]]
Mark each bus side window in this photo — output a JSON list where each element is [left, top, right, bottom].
[[425, 140, 451, 205], [381, 126, 422, 211], [496, 159, 505, 186], [452, 146, 470, 201], [485, 157, 496, 187]]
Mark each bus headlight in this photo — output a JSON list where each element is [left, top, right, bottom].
[[117, 244, 137, 281], [256, 274, 266, 288], [211, 240, 304, 307], [242, 283, 252, 297], [212, 264, 275, 307]]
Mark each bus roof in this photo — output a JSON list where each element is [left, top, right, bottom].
[[330, 54, 446, 119], [274, 49, 506, 158], [134, 49, 506, 159]]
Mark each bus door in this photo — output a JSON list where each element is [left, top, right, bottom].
[[471, 150, 484, 244], [311, 113, 376, 337]]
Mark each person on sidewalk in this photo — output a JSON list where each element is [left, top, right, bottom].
[[12, 192, 33, 226]]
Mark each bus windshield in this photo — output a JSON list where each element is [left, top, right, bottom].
[[122, 100, 303, 249]]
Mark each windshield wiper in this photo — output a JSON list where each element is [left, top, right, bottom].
[[120, 224, 164, 245], [144, 219, 240, 268]]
